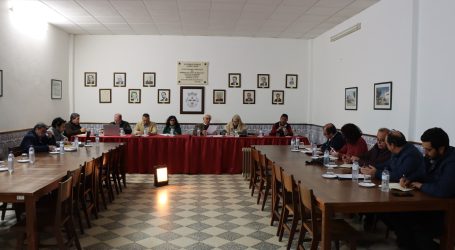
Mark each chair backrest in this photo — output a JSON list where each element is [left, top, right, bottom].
[[55, 175, 73, 226], [258, 153, 267, 178], [82, 159, 96, 190], [298, 183, 318, 237], [8, 146, 22, 157], [273, 163, 282, 184], [281, 171, 299, 212]]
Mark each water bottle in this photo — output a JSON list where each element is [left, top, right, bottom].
[[7, 152, 14, 174], [74, 136, 79, 148], [234, 129, 239, 137], [290, 137, 296, 149], [323, 150, 329, 166], [59, 141, 65, 154], [28, 146, 35, 164], [144, 127, 149, 136], [120, 128, 125, 136], [312, 143, 317, 157], [381, 169, 390, 192], [352, 161, 359, 182], [197, 129, 201, 136], [258, 129, 263, 137], [295, 138, 300, 150], [95, 133, 100, 144], [170, 128, 175, 135]]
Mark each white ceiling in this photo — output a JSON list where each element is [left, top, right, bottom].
[[35, 0, 379, 39]]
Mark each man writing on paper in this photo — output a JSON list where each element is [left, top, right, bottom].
[[319, 123, 345, 152], [390, 128, 455, 250]]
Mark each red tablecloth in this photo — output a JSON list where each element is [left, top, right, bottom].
[[79, 135, 308, 174]]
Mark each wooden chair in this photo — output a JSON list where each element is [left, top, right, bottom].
[[101, 151, 115, 203], [110, 147, 123, 193], [271, 163, 284, 229], [256, 154, 272, 211], [80, 159, 98, 228], [278, 171, 300, 249], [297, 183, 358, 250], [16, 173, 82, 250], [116, 143, 127, 188], [71, 167, 84, 234], [250, 148, 261, 196]]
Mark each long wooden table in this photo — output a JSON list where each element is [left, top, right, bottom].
[[254, 145, 455, 250], [0, 143, 121, 250]]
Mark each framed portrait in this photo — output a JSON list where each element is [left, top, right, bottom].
[[84, 72, 97, 87], [143, 72, 156, 87], [345, 87, 358, 110], [128, 89, 141, 104], [272, 90, 284, 105], [114, 72, 126, 87], [228, 73, 241, 88], [180, 86, 204, 114], [158, 89, 170, 104], [285, 74, 298, 89], [257, 74, 270, 88], [99, 89, 112, 103], [0, 70, 3, 97], [374, 82, 392, 110], [51, 79, 62, 100], [243, 90, 255, 104], [213, 89, 226, 104]]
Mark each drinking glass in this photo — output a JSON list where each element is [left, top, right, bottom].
[[363, 174, 372, 183]]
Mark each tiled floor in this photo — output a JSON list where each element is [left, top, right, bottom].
[[0, 174, 400, 249]]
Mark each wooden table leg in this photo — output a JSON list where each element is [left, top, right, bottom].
[[321, 205, 332, 250], [25, 196, 38, 250], [440, 202, 455, 250]]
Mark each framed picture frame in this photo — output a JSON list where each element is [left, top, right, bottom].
[[345, 87, 358, 110], [84, 72, 97, 87], [128, 89, 141, 104], [272, 90, 284, 105], [0, 70, 3, 97], [99, 89, 112, 103], [158, 89, 170, 104], [257, 74, 270, 88], [143, 72, 156, 87], [51, 79, 62, 100], [243, 90, 255, 104], [285, 74, 298, 89], [180, 86, 205, 114], [374, 81, 392, 110], [213, 89, 226, 104], [114, 72, 126, 87], [228, 73, 241, 88]]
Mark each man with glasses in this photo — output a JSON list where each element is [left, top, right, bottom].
[[110, 113, 132, 134], [320, 123, 345, 152], [360, 129, 425, 182], [351, 128, 391, 166], [193, 114, 216, 136]]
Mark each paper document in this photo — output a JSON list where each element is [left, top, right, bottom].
[[338, 164, 352, 168], [336, 174, 365, 179], [206, 125, 218, 135], [389, 183, 413, 192]]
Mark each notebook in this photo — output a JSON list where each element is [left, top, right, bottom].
[[103, 124, 120, 136]]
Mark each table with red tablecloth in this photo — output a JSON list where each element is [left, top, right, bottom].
[[79, 135, 308, 174]]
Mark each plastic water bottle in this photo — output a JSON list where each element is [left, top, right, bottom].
[[197, 129, 201, 136], [144, 127, 149, 136], [7, 152, 14, 174], [290, 137, 295, 149], [234, 129, 239, 137], [59, 141, 65, 154], [120, 128, 125, 136], [352, 161, 359, 182], [323, 150, 330, 166], [381, 169, 390, 192], [295, 138, 300, 150], [258, 129, 263, 137], [312, 143, 317, 157], [74, 136, 79, 147], [95, 133, 100, 144], [170, 128, 175, 135], [28, 146, 35, 164]]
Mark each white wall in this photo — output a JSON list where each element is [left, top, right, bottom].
[[0, 1, 70, 132], [73, 36, 309, 124], [310, 0, 416, 137], [415, 0, 455, 140]]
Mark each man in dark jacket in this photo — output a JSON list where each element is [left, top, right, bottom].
[[64, 113, 86, 138], [320, 123, 345, 152], [361, 130, 425, 182], [20, 123, 56, 153], [111, 113, 132, 134], [351, 128, 391, 166]]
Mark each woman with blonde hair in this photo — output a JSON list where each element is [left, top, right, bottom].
[[224, 114, 248, 135]]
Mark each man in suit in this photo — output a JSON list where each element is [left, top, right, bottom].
[[320, 123, 345, 152], [259, 76, 267, 87], [230, 76, 239, 87], [274, 93, 282, 103], [245, 92, 253, 103], [20, 123, 56, 153]]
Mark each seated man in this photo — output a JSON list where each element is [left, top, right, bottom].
[[361, 130, 425, 182], [20, 123, 56, 153], [193, 114, 216, 136], [351, 128, 391, 166], [390, 128, 455, 250], [133, 113, 157, 135], [319, 123, 345, 152], [110, 113, 132, 134], [270, 114, 293, 136], [64, 113, 86, 138], [47, 117, 68, 142]]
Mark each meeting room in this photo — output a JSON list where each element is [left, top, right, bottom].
[[1, 0, 455, 249]]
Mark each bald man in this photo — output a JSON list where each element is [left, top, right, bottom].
[[110, 113, 132, 134]]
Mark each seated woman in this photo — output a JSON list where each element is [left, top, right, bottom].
[[333, 123, 368, 163], [47, 117, 68, 143], [224, 114, 247, 135], [162, 115, 182, 135]]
